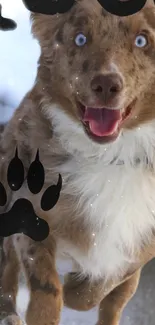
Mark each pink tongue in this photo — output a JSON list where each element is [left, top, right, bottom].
[[83, 107, 121, 137]]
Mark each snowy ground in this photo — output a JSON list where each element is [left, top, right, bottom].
[[0, 1, 155, 324]]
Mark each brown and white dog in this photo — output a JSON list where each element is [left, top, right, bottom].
[[1, 0, 155, 324]]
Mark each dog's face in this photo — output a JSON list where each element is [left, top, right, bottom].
[[32, 0, 155, 144]]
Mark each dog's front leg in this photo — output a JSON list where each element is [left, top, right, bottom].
[[19, 236, 63, 325], [64, 271, 128, 312], [64, 268, 141, 324], [97, 269, 141, 325]]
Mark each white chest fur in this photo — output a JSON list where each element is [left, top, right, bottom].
[[56, 160, 155, 281], [49, 106, 155, 281]]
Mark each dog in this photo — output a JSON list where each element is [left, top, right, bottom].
[[1, 0, 155, 324]]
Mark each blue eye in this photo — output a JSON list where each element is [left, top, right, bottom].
[[75, 33, 87, 47], [135, 34, 148, 48]]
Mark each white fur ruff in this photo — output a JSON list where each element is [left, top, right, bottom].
[[46, 104, 155, 281]]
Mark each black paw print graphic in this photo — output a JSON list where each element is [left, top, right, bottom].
[[0, 4, 17, 31], [22, 0, 150, 17], [22, 0, 75, 15], [0, 149, 62, 241], [98, 0, 147, 17]]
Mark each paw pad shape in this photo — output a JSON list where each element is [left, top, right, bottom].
[[22, 0, 149, 17], [0, 149, 62, 241], [22, 0, 75, 15], [97, 0, 147, 17], [0, 4, 17, 31]]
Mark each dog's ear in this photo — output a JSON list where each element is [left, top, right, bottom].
[[142, 0, 155, 29], [22, 0, 75, 15], [145, 0, 155, 7], [0, 4, 17, 31]]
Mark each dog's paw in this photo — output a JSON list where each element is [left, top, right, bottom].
[[0, 5, 17, 31], [0, 149, 62, 241]]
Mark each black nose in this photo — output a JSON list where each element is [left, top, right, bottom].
[[91, 73, 123, 104]]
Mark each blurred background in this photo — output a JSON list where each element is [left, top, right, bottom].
[[0, 0, 155, 324]]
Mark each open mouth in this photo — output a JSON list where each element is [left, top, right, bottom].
[[78, 101, 135, 143]]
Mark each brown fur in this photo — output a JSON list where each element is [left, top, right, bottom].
[[1, 0, 155, 324]]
